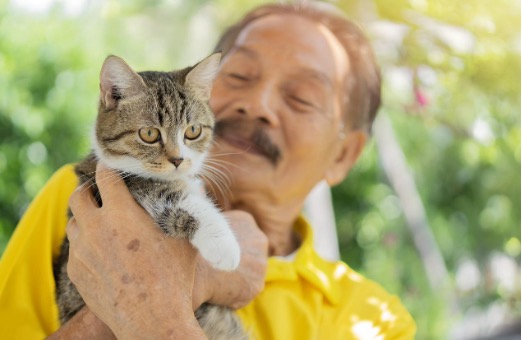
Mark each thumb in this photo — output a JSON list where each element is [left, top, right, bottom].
[[95, 162, 135, 206]]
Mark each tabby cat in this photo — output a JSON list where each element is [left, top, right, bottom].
[[54, 53, 246, 339]]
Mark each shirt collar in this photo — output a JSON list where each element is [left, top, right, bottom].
[[265, 215, 341, 305]]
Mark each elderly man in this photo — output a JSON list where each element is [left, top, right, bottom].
[[0, 3, 415, 339]]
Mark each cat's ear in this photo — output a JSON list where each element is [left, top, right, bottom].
[[184, 52, 222, 101], [99, 55, 147, 110]]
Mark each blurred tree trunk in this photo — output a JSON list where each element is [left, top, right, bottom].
[[373, 112, 456, 303]]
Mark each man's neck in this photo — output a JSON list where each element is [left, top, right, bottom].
[[213, 190, 303, 257], [239, 201, 302, 257]]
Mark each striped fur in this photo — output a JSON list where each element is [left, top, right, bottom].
[[54, 54, 245, 339]]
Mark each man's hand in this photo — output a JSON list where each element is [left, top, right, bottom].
[[66, 163, 205, 339], [62, 163, 268, 338], [46, 306, 115, 340]]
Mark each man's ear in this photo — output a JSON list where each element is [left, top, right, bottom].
[[324, 130, 367, 186]]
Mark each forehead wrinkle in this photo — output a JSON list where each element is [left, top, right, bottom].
[[228, 38, 333, 92], [230, 16, 342, 86], [229, 45, 259, 60]]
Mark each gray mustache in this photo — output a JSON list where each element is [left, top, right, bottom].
[[214, 119, 282, 166]]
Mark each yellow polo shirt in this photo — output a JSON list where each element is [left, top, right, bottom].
[[0, 165, 416, 339]]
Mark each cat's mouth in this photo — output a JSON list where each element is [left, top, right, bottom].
[[214, 119, 281, 166]]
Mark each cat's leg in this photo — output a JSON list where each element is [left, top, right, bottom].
[[136, 184, 240, 271], [55, 238, 87, 324], [178, 195, 241, 271], [196, 304, 247, 340]]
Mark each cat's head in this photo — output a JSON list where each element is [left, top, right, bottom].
[[93, 53, 221, 181]]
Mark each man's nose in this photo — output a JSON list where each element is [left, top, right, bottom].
[[235, 82, 280, 127]]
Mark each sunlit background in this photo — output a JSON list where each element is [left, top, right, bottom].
[[0, 0, 519, 338]]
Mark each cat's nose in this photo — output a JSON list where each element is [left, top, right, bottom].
[[169, 157, 184, 168]]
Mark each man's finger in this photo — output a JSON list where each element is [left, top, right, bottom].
[[66, 217, 79, 243], [95, 162, 134, 205], [69, 183, 100, 220]]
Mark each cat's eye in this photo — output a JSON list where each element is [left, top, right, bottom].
[[185, 125, 202, 140], [139, 127, 161, 143]]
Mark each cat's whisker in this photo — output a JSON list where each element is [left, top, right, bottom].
[[200, 175, 222, 203], [207, 169, 231, 195], [202, 163, 227, 178], [200, 167, 226, 186], [77, 179, 96, 196], [202, 173, 230, 200], [203, 176, 231, 200], [81, 170, 133, 193], [98, 174, 130, 187], [199, 169, 231, 207], [205, 158, 246, 172], [200, 164, 231, 189], [204, 158, 238, 171], [208, 151, 248, 157], [202, 163, 231, 181], [205, 168, 232, 208], [209, 143, 251, 157]]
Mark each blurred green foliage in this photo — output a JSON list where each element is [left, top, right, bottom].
[[333, 0, 520, 338], [0, 0, 519, 338]]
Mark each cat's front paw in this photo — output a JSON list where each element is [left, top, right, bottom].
[[192, 226, 241, 271]]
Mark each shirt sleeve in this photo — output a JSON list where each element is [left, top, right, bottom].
[[350, 284, 417, 340], [335, 266, 417, 340], [0, 165, 77, 339]]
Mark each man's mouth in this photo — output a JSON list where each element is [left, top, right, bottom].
[[218, 134, 265, 157], [214, 119, 281, 166]]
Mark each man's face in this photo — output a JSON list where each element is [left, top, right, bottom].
[[209, 14, 352, 208]]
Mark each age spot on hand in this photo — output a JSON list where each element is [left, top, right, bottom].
[[138, 292, 148, 302], [121, 274, 135, 284], [127, 238, 140, 252]]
